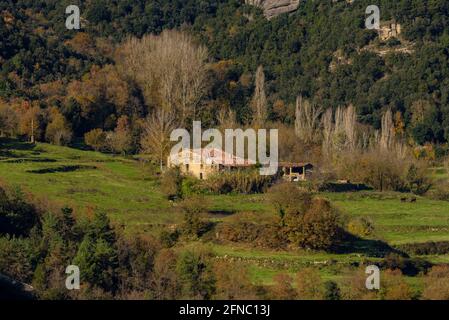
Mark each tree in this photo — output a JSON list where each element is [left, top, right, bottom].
[[180, 195, 211, 238], [250, 65, 267, 126], [176, 247, 216, 299], [84, 128, 107, 151], [153, 249, 181, 300], [73, 212, 118, 291], [267, 183, 312, 227], [140, 109, 176, 170], [109, 116, 132, 155], [270, 273, 297, 300], [119, 30, 208, 123], [287, 198, 340, 251], [213, 261, 255, 299], [295, 96, 322, 144], [45, 108, 73, 146], [0, 99, 18, 137], [17, 101, 41, 143]]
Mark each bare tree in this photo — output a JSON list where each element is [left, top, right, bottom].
[[140, 109, 177, 170], [118, 30, 208, 123], [217, 106, 237, 130], [343, 104, 357, 150], [295, 96, 322, 144], [380, 108, 395, 151], [251, 66, 267, 126], [322, 108, 333, 157], [321, 105, 358, 156]]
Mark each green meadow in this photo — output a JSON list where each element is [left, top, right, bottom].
[[1, 138, 448, 286]]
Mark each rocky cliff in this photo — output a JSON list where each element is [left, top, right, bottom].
[[246, 0, 300, 19]]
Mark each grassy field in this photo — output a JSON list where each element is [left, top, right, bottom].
[[1, 138, 448, 287]]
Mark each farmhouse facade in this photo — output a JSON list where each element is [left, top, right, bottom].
[[167, 148, 253, 180], [168, 148, 314, 181]]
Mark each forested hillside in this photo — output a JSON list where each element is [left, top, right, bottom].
[[1, 0, 449, 144]]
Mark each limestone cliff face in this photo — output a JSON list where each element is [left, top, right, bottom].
[[246, 0, 300, 19]]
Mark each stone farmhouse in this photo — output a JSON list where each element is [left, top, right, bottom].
[[168, 148, 314, 181]]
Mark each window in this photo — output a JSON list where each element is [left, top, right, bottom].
[[200, 173, 203, 180], [185, 164, 189, 171]]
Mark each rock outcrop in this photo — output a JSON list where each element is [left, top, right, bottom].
[[246, 0, 300, 19]]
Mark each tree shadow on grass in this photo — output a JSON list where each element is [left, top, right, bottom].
[[332, 230, 408, 258], [26, 165, 97, 174], [207, 209, 237, 218], [0, 138, 37, 151]]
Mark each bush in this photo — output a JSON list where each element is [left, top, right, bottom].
[[286, 198, 341, 251], [428, 182, 449, 201], [204, 169, 275, 194], [380, 269, 413, 300], [0, 186, 40, 237], [422, 265, 449, 300], [160, 167, 183, 200], [267, 183, 312, 225], [215, 221, 286, 249], [180, 195, 212, 238], [270, 274, 296, 300], [213, 261, 255, 299], [324, 281, 341, 300], [296, 268, 324, 300], [397, 241, 449, 256], [405, 164, 431, 195], [347, 217, 375, 238]]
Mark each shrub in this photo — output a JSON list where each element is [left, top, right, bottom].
[[0, 186, 40, 237], [347, 217, 375, 238], [152, 249, 181, 300], [215, 220, 287, 249], [180, 195, 211, 238], [213, 261, 255, 299], [405, 164, 431, 195], [270, 274, 297, 300], [380, 269, 413, 300], [204, 169, 275, 194], [296, 268, 324, 300], [267, 183, 312, 225], [428, 182, 449, 201], [324, 281, 341, 300], [422, 265, 449, 300], [160, 167, 183, 200], [341, 268, 378, 300], [286, 198, 341, 251], [0, 236, 35, 283]]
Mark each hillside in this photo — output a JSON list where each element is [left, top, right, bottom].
[[1, 0, 449, 145], [1, 0, 449, 301], [1, 138, 449, 295]]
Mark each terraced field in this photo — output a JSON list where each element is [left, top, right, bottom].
[[1, 138, 448, 288]]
